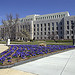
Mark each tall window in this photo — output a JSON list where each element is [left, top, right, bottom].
[[67, 31, 69, 34], [67, 26, 69, 29], [41, 24, 42, 27], [60, 22, 62, 25], [71, 20, 74, 25], [67, 21, 69, 25], [52, 22, 54, 26], [60, 27, 62, 30], [34, 24, 35, 27], [52, 27, 54, 30], [41, 28, 42, 31], [37, 24, 39, 27], [56, 27, 58, 30], [41, 32, 42, 35], [48, 32, 50, 35], [44, 27, 46, 31], [44, 32, 46, 35], [48, 23, 50, 26], [44, 23, 46, 27], [37, 28, 39, 31], [67, 36, 69, 39], [56, 22, 58, 26], [37, 32, 39, 35]]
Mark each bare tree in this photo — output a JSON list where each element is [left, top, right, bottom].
[[2, 13, 30, 41], [2, 13, 19, 40]]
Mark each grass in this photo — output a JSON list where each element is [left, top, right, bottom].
[[0, 40, 73, 45]]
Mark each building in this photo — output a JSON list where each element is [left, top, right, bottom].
[[0, 11, 75, 40]]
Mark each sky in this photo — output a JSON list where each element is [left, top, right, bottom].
[[0, 0, 75, 25]]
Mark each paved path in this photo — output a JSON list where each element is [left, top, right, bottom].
[[0, 44, 36, 75], [0, 44, 8, 53], [12, 49, 75, 75]]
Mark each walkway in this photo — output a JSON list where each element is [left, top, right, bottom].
[[0, 44, 8, 53], [0, 44, 36, 75], [12, 49, 75, 75]]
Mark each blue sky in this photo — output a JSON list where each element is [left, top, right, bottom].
[[0, 0, 75, 25]]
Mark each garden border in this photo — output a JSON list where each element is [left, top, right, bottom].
[[0, 48, 75, 69]]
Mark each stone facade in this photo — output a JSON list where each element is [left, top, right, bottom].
[[0, 11, 75, 40]]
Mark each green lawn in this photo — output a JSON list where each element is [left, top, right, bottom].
[[0, 40, 73, 45]]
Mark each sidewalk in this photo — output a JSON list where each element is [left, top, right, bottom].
[[0, 44, 36, 75], [0, 44, 8, 53], [12, 49, 75, 75]]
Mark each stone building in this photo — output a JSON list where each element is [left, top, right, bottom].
[[0, 11, 75, 40]]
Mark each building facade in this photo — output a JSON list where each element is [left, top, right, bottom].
[[0, 11, 75, 40]]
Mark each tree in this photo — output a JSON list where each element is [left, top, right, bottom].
[[2, 13, 30, 41], [2, 13, 19, 40]]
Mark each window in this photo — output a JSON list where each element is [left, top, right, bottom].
[[37, 37, 39, 39], [52, 32, 54, 35], [59, 15, 60, 18], [63, 14, 65, 17], [71, 31, 73, 34], [48, 28, 50, 31], [34, 29, 35, 31], [41, 32, 42, 35], [34, 33, 35, 35], [56, 31, 58, 34], [67, 31, 69, 34], [41, 28, 42, 31], [44, 23, 46, 27], [37, 32, 39, 35], [37, 28, 39, 31], [52, 27, 54, 30], [60, 22, 62, 25], [48, 32, 50, 35], [33, 37, 35, 40], [67, 36, 69, 39], [60, 27, 62, 30], [41, 37, 42, 39], [23, 25, 24, 29], [67, 21, 69, 25], [48, 23, 50, 26], [56, 22, 58, 26], [71, 20, 74, 25], [49, 16, 50, 19], [41, 24, 42, 27], [37, 24, 39, 27], [61, 36, 62, 39], [44, 32, 46, 35], [53, 16, 54, 18], [57, 15, 58, 18], [51, 16, 52, 19], [44, 37, 46, 39], [71, 36, 73, 39], [34, 24, 35, 27], [52, 22, 54, 26], [71, 25, 73, 29], [44, 28, 46, 31], [43, 17, 44, 19], [56, 27, 58, 30], [61, 31, 62, 34], [55, 15, 56, 18], [67, 26, 69, 29]]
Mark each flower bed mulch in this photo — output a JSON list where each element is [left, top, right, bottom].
[[0, 45, 75, 66]]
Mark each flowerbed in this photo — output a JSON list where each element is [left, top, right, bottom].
[[0, 45, 75, 66]]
